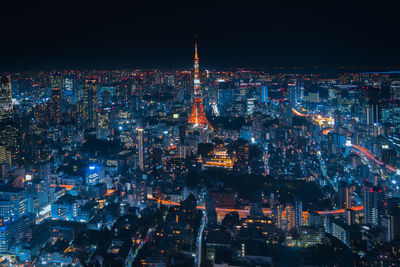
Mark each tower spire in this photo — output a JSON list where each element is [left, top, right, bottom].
[[195, 40, 198, 60], [188, 37, 213, 130]]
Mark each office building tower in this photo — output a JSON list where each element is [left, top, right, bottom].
[[338, 182, 353, 209], [86, 165, 101, 186], [261, 85, 268, 103], [385, 198, 400, 242], [362, 184, 385, 226], [137, 128, 152, 174], [0, 214, 34, 253], [83, 78, 99, 128], [296, 77, 304, 102], [330, 218, 350, 246], [50, 75, 62, 123], [217, 82, 236, 115], [334, 110, 344, 134], [288, 82, 298, 104], [382, 216, 393, 242], [345, 208, 356, 226], [279, 101, 293, 127], [63, 76, 74, 96], [246, 97, 255, 115], [286, 199, 302, 232], [288, 78, 304, 104], [232, 138, 249, 173], [26, 179, 50, 216], [96, 109, 111, 140], [381, 146, 396, 167], [0, 75, 13, 120], [272, 204, 283, 229], [205, 194, 217, 225], [364, 103, 379, 125], [51, 195, 78, 221], [0, 187, 27, 222]]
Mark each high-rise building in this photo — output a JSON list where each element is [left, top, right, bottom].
[[83, 78, 99, 128], [362, 183, 385, 226], [334, 110, 344, 134], [26, 179, 50, 217], [137, 128, 152, 174], [364, 103, 379, 125], [338, 182, 353, 209], [345, 208, 356, 226], [231, 138, 249, 173], [288, 82, 298, 104], [296, 77, 304, 102], [330, 218, 350, 246], [384, 198, 400, 242], [96, 108, 111, 140], [272, 204, 283, 229], [0, 214, 34, 253], [51, 195, 78, 221], [279, 101, 293, 127], [286, 199, 302, 232], [0, 187, 27, 222], [217, 82, 236, 115], [0, 75, 13, 120], [261, 85, 268, 103], [381, 146, 396, 167], [85, 164, 101, 186], [188, 39, 213, 130], [246, 98, 256, 115], [288, 78, 304, 104], [50, 75, 62, 123], [205, 194, 217, 225], [63, 75, 75, 104]]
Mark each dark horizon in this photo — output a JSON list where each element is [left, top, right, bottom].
[[1, 0, 399, 72]]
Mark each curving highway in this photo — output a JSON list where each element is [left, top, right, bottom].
[[147, 197, 363, 217], [351, 144, 396, 173]]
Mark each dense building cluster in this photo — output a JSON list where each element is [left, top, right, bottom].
[[0, 44, 399, 266]]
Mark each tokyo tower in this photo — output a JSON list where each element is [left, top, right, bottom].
[[188, 39, 213, 130]]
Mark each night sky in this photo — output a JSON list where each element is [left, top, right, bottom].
[[1, 0, 399, 72]]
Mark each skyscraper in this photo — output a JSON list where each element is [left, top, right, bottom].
[[50, 75, 62, 123], [138, 128, 144, 171], [261, 85, 268, 103], [383, 198, 400, 242], [345, 208, 356, 226], [363, 183, 385, 226], [63, 75, 75, 103], [137, 128, 152, 175], [279, 101, 293, 127], [83, 78, 98, 128], [272, 204, 283, 229], [188, 39, 213, 130], [286, 199, 302, 232], [364, 103, 379, 125], [0, 75, 13, 120], [288, 82, 298, 104], [205, 194, 217, 225], [338, 182, 353, 209]]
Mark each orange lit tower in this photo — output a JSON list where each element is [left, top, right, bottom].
[[188, 40, 213, 130]]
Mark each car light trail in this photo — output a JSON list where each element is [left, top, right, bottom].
[[148, 197, 363, 216], [351, 145, 396, 172]]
